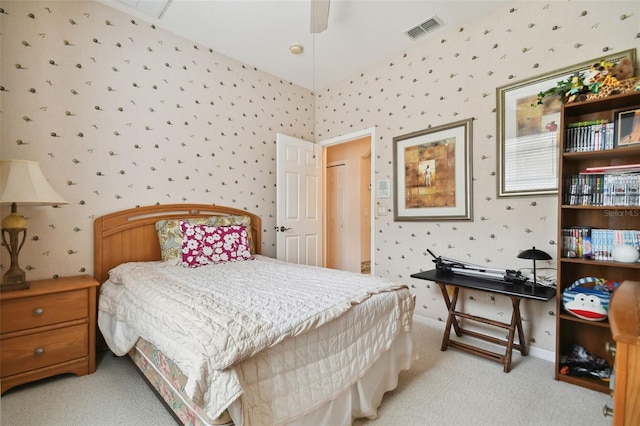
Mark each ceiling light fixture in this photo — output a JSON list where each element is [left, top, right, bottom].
[[289, 43, 304, 55]]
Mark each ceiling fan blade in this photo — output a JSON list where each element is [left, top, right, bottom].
[[310, 0, 330, 33]]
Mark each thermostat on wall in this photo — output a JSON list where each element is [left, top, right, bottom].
[[376, 178, 391, 198]]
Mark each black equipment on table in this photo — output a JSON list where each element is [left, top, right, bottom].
[[427, 249, 527, 285]]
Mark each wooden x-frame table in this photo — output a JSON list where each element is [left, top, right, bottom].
[[411, 269, 555, 373]]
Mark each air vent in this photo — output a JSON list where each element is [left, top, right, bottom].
[[405, 16, 443, 40]]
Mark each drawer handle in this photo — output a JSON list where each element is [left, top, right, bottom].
[[34, 347, 45, 355], [602, 405, 613, 417], [32, 307, 45, 316]]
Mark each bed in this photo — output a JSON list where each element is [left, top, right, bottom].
[[94, 204, 416, 426]]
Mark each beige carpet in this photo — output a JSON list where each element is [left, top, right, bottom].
[[1, 318, 612, 426], [353, 318, 612, 426]]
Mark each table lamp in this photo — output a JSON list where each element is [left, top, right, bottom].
[[0, 160, 68, 291], [517, 246, 552, 291]]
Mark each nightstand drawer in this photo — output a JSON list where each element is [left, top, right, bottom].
[[0, 289, 88, 333], [0, 323, 88, 377]]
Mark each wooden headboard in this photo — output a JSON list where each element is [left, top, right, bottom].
[[94, 204, 262, 284]]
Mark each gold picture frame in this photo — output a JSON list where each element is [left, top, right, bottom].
[[393, 118, 473, 221]]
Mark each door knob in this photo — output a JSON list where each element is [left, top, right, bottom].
[[275, 226, 292, 232], [605, 341, 616, 357]]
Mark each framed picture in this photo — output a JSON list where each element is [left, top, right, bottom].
[[393, 118, 473, 221], [615, 108, 640, 148], [496, 48, 636, 198]]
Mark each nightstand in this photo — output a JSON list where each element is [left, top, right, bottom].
[[0, 275, 100, 394]]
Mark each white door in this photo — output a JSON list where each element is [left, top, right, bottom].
[[276, 134, 323, 266], [326, 163, 347, 270]]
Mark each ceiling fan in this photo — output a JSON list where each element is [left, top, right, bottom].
[[310, 0, 330, 33]]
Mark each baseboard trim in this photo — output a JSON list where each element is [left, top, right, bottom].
[[412, 314, 555, 363]]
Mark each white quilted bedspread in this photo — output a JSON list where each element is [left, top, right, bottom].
[[98, 255, 414, 424]]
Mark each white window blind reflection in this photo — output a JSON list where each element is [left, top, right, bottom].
[[504, 132, 558, 192]]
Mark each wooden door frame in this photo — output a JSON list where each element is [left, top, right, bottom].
[[319, 128, 376, 274], [325, 160, 349, 271]]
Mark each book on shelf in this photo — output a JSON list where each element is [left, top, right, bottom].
[[564, 174, 603, 206], [561, 226, 591, 259], [582, 163, 640, 174], [561, 227, 640, 261], [564, 120, 614, 153], [565, 168, 640, 207]]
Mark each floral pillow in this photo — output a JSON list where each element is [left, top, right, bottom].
[[156, 218, 211, 261], [179, 221, 252, 267], [156, 215, 254, 261]]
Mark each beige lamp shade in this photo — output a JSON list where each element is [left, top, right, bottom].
[[1, 160, 68, 290], [1, 160, 68, 228], [0, 159, 68, 206]]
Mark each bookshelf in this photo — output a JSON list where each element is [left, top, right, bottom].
[[556, 91, 640, 394]]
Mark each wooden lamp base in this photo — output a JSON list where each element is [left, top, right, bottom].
[[1, 227, 30, 292]]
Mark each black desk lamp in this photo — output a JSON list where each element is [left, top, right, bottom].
[[517, 246, 552, 291]]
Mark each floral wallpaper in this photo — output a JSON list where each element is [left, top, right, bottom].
[[1, 0, 639, 355], [0, 0, 312, 275]]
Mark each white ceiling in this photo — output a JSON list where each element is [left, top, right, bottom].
[[102, 0, 505, 90]]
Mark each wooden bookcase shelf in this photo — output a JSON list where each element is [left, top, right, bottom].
[[557, 312, 610, 328], [559, 257, 640, 269], [556, 91, 640, 394], [563, 146, 640, 161]]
